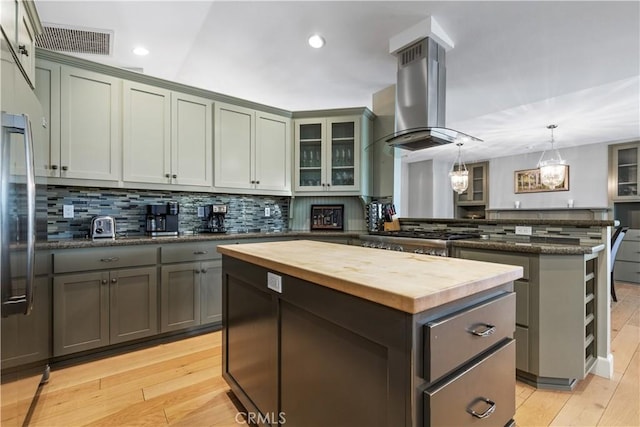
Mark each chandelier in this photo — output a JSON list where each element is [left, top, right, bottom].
[[449, 142, 469, 194], [537, 124, 566, 189]]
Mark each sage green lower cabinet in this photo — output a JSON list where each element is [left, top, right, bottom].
[[160, 241, 226, 332], [53, 267, 158, 356], [454, 247, 601, 390], [52, 246, 159, 357]]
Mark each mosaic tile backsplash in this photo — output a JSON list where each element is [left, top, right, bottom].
[[47, 186, 290, 239]]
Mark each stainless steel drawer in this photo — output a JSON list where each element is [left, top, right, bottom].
[[423, 292, 515, 382], [424, 339, 515, 427], [53, 246, 158, 273]]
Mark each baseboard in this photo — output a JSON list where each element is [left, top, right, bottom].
[[591, 353, 614, 379]]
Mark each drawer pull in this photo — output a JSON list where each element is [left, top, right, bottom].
[[469, 323, 496, 337], [193, 251, 208, 255], [100, 257, 120, 262], [467, 397, 496, 419]]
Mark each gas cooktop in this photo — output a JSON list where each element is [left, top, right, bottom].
[[368, 230, 482, 241]]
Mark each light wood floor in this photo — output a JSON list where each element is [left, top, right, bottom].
[[27, 283, 640, 427]]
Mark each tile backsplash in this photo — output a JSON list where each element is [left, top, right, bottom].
[[46, 186, 290, 239]]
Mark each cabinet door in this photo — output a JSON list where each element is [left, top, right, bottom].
[[172, 92, 213, 187], [53, 271, 110, 356], [613, 144, 639, 199], [200, 260, 222, 325], [160, 263, 200, 332], [327, 117, 360, 192], [1, 277, 51, 368], [16, 2, 35, 86], [34, 60, 61, 178], [255, 112, 291, 192], [122, 81, 171, 184], [214, 103, 254, 190], [294, 119, 325, 192], [109, 267, 158, 344], [60, 66, 121, 180], [1, 1, 18, 48]]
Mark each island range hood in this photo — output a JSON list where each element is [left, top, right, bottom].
[[385, 37, 482, 150]]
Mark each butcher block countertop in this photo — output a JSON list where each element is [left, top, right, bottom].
[[217, 240, 523, 314]]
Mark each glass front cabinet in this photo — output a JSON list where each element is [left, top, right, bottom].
[[294, 113, 370, 195], [611, 142, 639, 200], [454, 161, 489, 219]]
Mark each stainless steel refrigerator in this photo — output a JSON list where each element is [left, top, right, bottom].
[[1, 35, 50, 425]]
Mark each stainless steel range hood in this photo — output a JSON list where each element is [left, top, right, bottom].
[[385, 37, 482, 150]]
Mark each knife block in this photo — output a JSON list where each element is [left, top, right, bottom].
[[383, 219, 400, 231]]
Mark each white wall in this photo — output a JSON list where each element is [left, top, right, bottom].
[[489, 142, 609, 209]]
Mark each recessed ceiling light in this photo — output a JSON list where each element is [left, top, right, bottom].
[[308, 34, 325, 49], [133, 46, 149, 56]]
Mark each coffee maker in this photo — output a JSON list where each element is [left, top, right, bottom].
[[146, 202, 179, 236], [201, 204, 227, 233]]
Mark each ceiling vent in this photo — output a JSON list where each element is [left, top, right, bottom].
[[35, 23, 113, 56]]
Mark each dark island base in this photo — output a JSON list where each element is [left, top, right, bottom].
[[221, 255, 517, 427]]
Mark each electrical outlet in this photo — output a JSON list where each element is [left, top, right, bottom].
[[515, 226, 532, 236], [197, 206, 205, 218], [63, 205, 74, 219], [267, 272, 282, 293], [264, 207, 271, 217]]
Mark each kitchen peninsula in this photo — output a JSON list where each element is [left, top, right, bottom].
[[217, 240, 523, 427]]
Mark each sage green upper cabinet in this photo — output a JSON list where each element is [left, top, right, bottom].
[[610, 142, 639, 201], [34, 59, 60, 178], [122, 81, 171, 184], [1, 0, 41, 87], [214, 102, 291, 195], [294, 112, 371, 195], [60, 66, 121, 181], [122, 82, 213, 187]]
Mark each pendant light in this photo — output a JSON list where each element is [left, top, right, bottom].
[[537, 124, 566, 189], [449, 142, 469, 194]]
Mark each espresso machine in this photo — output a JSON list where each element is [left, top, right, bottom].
[[146, 202, 179, 236], [201, 204, 227, 233]]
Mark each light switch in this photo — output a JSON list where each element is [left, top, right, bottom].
[[264, 207, 271, 217], [63, 205, 74, 219]]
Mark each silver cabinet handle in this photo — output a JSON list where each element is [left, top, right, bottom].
[[193, 250, 208, 255], [469, 324, 496, 337], [100, 257, 120, 262], [201, 269, 207, 273], [61, 166, 68, 171], [51, 164, 58, 170], [101, 279, 108, 285], [195, 269, 201, 274], [172, 174, 177, 179], [467, 398, 496, 419], [111, 278, 117, 283], [165, 173, 170, 178]]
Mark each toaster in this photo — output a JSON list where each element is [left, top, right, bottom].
[[91, 216, 116, 240]]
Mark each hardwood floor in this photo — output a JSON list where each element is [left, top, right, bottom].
[[27, 283, 640, 426]]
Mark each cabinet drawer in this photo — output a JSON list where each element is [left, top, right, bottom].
[[54, 246, 158, 273], [614, 260, 640, 283], [457, 249, 530, 280], [618, 240, 640, 262], [423, 292, 515, 382], [424, 340, 515, 427], [161, 242, 224, 263]]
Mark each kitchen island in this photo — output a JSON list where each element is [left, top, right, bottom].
[[217, 240, 523, 427]]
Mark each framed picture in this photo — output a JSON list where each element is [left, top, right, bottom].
[[310, 204, 344, 230], [514, 166, 569, 193]]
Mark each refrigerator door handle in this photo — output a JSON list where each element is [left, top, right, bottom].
[[1, 113, 36, 316]]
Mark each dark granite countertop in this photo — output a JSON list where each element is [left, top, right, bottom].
[[451, 238, 605, 255], [38, 231, 363, 250], [400, 217, 615, 227]]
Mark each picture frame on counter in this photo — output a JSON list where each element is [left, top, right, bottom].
[[310, 204, 344, 231], [514, 166, 569, 193]]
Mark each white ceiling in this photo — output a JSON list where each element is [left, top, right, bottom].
[[34, 1, 640, 163]]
